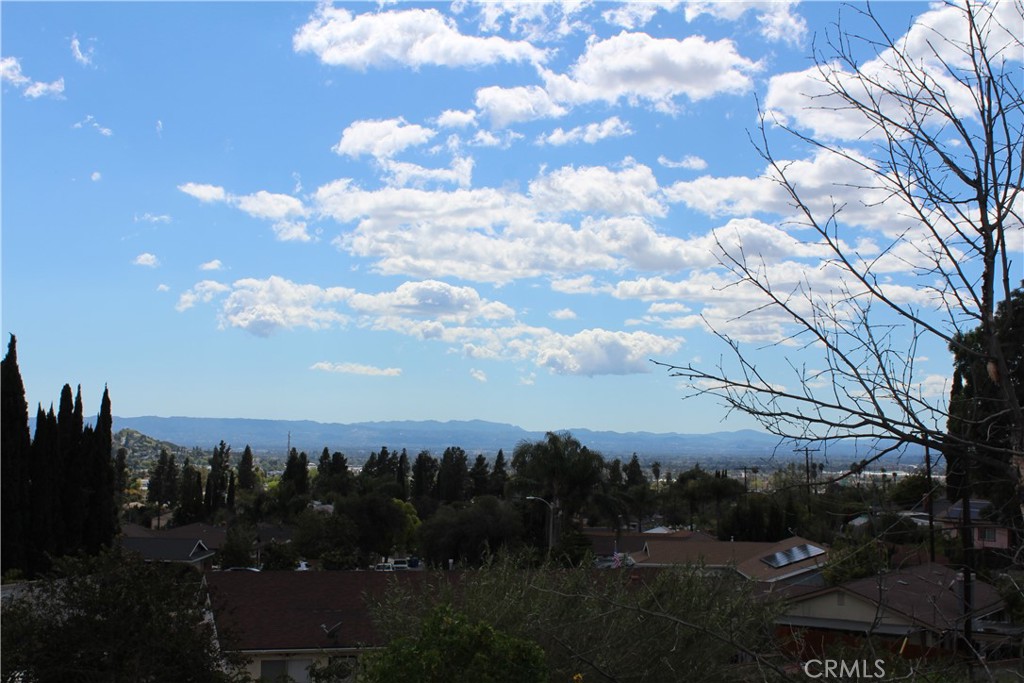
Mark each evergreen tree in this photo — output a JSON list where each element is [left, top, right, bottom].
[[175, 459, 205, 525], [624, 453, 646, 488], [396, 448, 410, 501], [28, 406, 60, 575], [148, 450, 171, 506], [436, 446, 469, 503], [58, 384, 85, 554], [237, 445, 256, 491], [489, 449, 508, 497], [469, 454, 490, 498], [204, 440, 231, 515], [411, 450, 439, 499], [1, 336, 33, 575], [90, 385, 116, 548]]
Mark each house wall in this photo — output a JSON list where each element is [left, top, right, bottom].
[[245, 652, 357, 683], [785, 592, 913, 628]]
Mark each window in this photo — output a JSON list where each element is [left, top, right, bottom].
[[978, 527, 997, 543]]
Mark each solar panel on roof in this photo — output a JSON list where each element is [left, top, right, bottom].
[[761, 543, 825, 569]]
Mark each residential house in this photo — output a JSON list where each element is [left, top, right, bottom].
[[120, 537, 216, 571], [631, 535, 829, 587], [940, 499, 1014, 551], [206, 570, 439, 682], [775, 563, 1020, 662]]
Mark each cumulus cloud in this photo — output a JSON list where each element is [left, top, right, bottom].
[[550, 308, 577, 320], [133, 252, 159, 268], [536, 116, 632, 146], [217, 276, 353, 336], [382, 156, 474, 189], [293, 5, 547, 69], [311, 361, 402, 377], [470, 368, 488, 382], [535, 328, 681, 375], [176, 280, 231, 312], [199, 259, 223, 271], [90, 171, 102, 182], [529, 159, 664, 216], [436, 109, 478, 128], [334, 118, 436, 159], [475, 85, 568, 128], [178, 184, 311, 242], [471, 1, 590, 41], [156, 284, 170, 292], [603, 2, 681, 30], [684, 1, 807, 46], [178, 182, 227, 203], [541, 31, 760, 111], [348, 279, 515, 323]]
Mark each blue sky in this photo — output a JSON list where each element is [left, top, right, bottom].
[[1, 1, 1007, 434]]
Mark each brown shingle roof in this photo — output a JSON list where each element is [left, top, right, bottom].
[[840, 563, 1003, 631], [206, 571, 437, 652], [633, 536, 829, 583]]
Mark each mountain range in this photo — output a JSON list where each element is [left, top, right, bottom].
[[109, 415, 921, 467]]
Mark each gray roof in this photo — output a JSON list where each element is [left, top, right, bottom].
[[120, 537, 215, 564]]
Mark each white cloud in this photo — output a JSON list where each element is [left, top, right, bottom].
[[218, 276, 353, 336], [1, 57, 30, 86], [470, 1, 590, 42], [235, 190, 307, 222], [179, 184, 311, 241], [536, 116, 632, 146], [293, 5, 547, 70], [176, 280, 231, 312], [156, 284, 170, 292], [602, 2, 681, 30], [475, 85, 567, 128], [541, 31, 760, 111], [156, 120, 163, 137], [71, 34, 94, 66], [657, 154, 707, 170], [23, 78, 65, 99], [348, 279, 514, 324], [550, 308, 577, 320], [73, 115, 113, 137], [535, 328, 681, 375], [684, 1, 807, 46], [334, 118, 436, 159], [470, 368, 487, 382], [199, 259, 223, 271], [135, 213, 172, 224], [133, 252, 159, 267], [2, 57, 63, 98], [436, 109, 477, 128], [529, 159, 664, 216], [383, 156, 474, 189], [311, 361, 402, 377], [90, 171, 102, 182], [178, 182, 227, 203]]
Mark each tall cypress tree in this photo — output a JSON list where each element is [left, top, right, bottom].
[[81, 384, 118, 553], [1, 336, 32, 575], [29, 406, 60, 575], [58, 384, 85, 553], [237, 445, 256, 491]]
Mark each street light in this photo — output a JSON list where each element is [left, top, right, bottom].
[[526, 496, 554, 557]]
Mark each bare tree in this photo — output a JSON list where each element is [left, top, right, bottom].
[[659, 0, 1021, 507], [658, 4, 1021, 673]]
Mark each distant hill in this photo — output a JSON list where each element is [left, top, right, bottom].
[[109, 415, 921, 467], [113, 428, 194, 473]]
